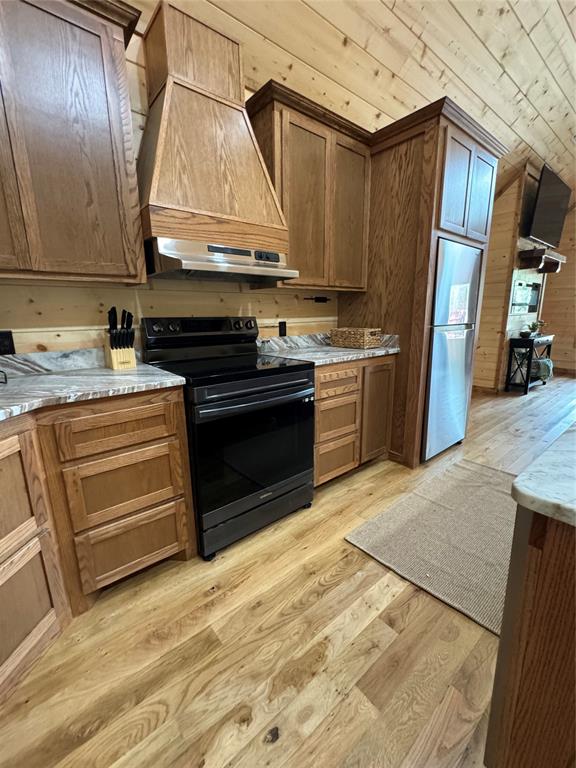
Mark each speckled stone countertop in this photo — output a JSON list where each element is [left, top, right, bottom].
[[257, 332, 400, 365], [512, 424, 576, 526], [0, 349, 185, 423]]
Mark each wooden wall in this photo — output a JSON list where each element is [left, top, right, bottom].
[[541, 207, 576, 373], [0, 279, 337, 352], [2, 0, 574, 353], [473, 178, 524, 390], [474, 174, 575, 390], [126, 0, 575, 187]]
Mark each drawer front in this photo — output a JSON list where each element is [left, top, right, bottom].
[[54, 402, 178, 461], [315, 393, 361, 444], [63, 441, 184, 532], [74, 500, 188, 593], [315, 433, 360, 486], [316, 366, 362, 399]]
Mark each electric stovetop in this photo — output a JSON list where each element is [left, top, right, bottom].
[[150, 353, 313, 387]]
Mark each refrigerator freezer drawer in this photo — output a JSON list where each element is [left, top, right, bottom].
[[423, 327, 475, 461]]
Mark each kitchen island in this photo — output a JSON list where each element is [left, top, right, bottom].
[[485, 425, 576, 768]]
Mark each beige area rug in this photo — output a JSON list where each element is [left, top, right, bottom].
[[345, 459, 516, 634]]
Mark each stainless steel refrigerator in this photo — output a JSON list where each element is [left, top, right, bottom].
[[422, 238, 482, 461]]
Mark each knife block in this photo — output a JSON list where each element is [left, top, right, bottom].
[[104, 340, 137, 371]]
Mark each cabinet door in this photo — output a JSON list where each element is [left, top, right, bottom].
[[0, 426, 67, 703], [0, 430, 56, 558], [0, 83, 29, 272], [0, 0, 143, 280], [0, 537, 61, 702], [282, 109, 331, 286], [332, 135, 369, 289], [361, 359, 395, 463], [466, 147, 497, 243], [439, 126, 475, 237]]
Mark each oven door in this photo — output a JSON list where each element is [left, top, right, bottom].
[[188, 379, 315, 530]]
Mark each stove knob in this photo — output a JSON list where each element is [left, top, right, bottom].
[[233, 319, 244, 330], [152, 323, 164, 334], [168, 322, 180, 333], [245, 319, 255, 330]]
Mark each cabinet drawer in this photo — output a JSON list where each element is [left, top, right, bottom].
[[316, 393, 361, 443], [74, 500, 188, 593], [315, 433, 360, 486], [54, 402, 177, 461], [316, 366, 362, 399], [63, 441, 184, 532]]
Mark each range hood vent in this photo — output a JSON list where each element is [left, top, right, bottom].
[[137, 2, 291, 281]]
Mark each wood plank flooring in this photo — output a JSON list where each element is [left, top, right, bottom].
[[0, 375, 574, 768]]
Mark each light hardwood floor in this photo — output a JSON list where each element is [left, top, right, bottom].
[[1, 376, 575, 768]]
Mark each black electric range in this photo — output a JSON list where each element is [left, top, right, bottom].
[[142, 316, 315, 559]]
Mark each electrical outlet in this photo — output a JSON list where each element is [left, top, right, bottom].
[[0, 330, 15, 355]]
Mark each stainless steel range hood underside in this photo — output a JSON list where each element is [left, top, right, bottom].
[[145, 238, 299, 283]]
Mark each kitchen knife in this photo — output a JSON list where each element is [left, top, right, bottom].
[[120, 309, 127, 347], [108, 307, 117, 349], [125, 312, 134, 349]]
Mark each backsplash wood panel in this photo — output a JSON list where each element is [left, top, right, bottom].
[[0, 280, 337, 352]]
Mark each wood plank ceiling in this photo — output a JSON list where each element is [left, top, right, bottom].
[[128, 0, 576, 188]]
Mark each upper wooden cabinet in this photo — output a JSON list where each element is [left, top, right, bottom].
[[282, 111, 331, 287], [0, 0, 144, 282], [333, 135, 370, 288], [439, 125, 498, 243], [248, 82, 370, 291]]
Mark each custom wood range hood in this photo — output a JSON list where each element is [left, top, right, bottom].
[[137, 1, 294, 282]]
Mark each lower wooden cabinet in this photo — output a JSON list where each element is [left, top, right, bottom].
[[0, 388, 194, 701], [74, 499, 188, 593], [314, 356, 396, 486], [0, 416, 69, 704], [62, 440, 184, 532], [361, 359, 395, 463], [36, 387, 195, 616], [315, 393, 361, 444], [315, 433, 360, 486]]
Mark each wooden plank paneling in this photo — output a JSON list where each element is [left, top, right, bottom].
[[0, 0, 573, 351], [541, 207, 576, 373], [473, 177, 524, 390]]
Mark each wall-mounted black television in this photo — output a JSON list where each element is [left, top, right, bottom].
[[527, 165, 572, 248]]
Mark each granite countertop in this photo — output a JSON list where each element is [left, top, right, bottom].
[[0, 349, 185, 422], [258, 332, 400, 366], [512, 424, 576, 526]]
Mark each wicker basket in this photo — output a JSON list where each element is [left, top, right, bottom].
[[330, 327, 383, 349]]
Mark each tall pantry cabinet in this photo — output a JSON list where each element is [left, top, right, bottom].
[[340, 98, 506, 468]]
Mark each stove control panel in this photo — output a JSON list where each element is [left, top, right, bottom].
[[142, 316, 259, 340]]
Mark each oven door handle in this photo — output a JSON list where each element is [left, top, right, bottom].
[[194, 386, 315, 422]]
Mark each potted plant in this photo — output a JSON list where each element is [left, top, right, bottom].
[[520, 320, 545, 338]]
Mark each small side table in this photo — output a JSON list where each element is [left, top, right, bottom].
[[504, 334, 554, 395]]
